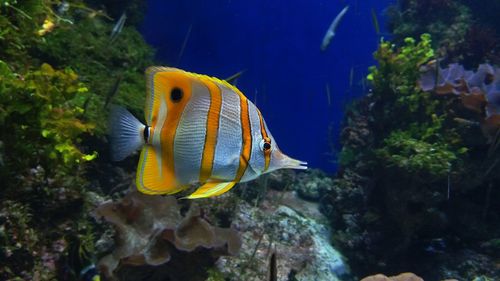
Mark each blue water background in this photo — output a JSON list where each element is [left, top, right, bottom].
[[141, 0, 395, 172]]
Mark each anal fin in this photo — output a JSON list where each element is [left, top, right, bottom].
[[184, 181, 237, 199], [136, 146, 180, 195]]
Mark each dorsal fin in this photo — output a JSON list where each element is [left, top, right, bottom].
[[146, 67, 248, 109]]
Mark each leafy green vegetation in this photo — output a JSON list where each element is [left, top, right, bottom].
[[367, 34, 436, 127], [365, 34, 466, 178], [0, 0, 154, 279], [1, 62, 96, 174], [375, 130, 457, 177]]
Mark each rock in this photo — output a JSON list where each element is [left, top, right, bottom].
[[266, 169, 297, 191], [216, 190, 350, 281], [295, 169, 334, 201]]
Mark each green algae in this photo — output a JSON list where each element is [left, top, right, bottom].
[[0, 1, 154, 279], [365, 34, 467, 180]]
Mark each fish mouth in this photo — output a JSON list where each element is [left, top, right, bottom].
[[280, 155, 308, 170]]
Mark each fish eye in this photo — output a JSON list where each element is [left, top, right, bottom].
[[170, 87, 183, 103], [259, 138, 272, 152]]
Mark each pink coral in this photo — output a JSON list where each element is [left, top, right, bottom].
[[419, 61, 500, 139]]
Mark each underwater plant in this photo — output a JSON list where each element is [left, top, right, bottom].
[[386, 0, 500, 68], [34, 3, 154, 133], [0, 59, 98, 280], [386, 0, 471, 57], [374, 130, 458, 178], [323, 32, 500, 280], [0, 0, 154, 279], [0, 61, 96, 188]]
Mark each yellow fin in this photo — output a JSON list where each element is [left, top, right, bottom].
[[136, 145, 182, 195], [184, 181, 237, 199]]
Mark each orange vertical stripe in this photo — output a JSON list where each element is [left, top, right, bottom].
[[257, 109, 271, 172], [157, 72, 192, 189], [235, 95, 252, 181], [199, 79, 222, 182]]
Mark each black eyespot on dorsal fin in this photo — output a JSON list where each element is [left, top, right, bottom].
[[170, 87, 183, 102]]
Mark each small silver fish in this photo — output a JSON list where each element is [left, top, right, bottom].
[[321, 6, 349, 52], [110, 12, 127, 41]]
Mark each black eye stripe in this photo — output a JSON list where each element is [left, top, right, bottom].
[[263, 142, 271, 151], [143, 126, 150, 142], [170, 87, 183, 102]]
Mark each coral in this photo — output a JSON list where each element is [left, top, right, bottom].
[[237, 171, 292, 205], [386, 0, 472, 64], [239, 169, 333, 202], [361, 272, 423, 281], [447, 25, 500, 68], [93, 191, 241, 280], [386, 0, 500, 67], [216, 195, 350, 281], [418, 62, 500, 140], [324, 32, 500, 281], [295, 169, 334, 201]]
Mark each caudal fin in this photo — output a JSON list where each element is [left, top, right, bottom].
[[109, 106, 146, 161]]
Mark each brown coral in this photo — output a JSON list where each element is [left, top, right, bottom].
[[93, 191, 241, 279], [360, 272, 424, 281]]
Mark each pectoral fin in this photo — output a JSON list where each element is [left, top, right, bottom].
[[184, 181, 237, 199]]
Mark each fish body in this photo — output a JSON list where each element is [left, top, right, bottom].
[[110, 12, 127, 41], [325, 82, 331, 106], [371, 8, 380, 35], [110, 67, 306, 199], [321, 5, 349, 52]]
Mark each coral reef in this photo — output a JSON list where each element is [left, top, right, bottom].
[[324, 34, 500, 280], [93, 191, 241, 280], [418, 62, 500, 140], [216, 188, 350, 281], [237, 169, 334, 206], [0, 0, 153, 279], [386, 0, 500, 67], [294, 169, 334, 201], [361, 272, 423, 281]]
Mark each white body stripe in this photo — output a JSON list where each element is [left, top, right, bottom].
[[211, 85, 242, 181], [242, 100, 265, 182], [173, 81, 211, 184], [152, 96, 168, 178]]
